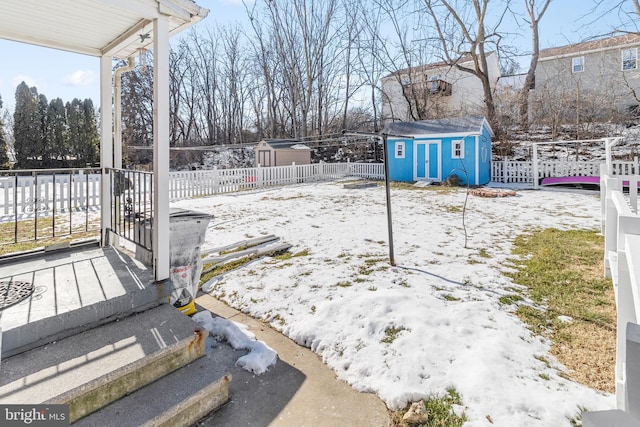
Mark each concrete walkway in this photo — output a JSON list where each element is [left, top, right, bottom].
[[194, 294, 391, 427]]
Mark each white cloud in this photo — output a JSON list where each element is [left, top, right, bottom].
[[63, 70, 96, 87]]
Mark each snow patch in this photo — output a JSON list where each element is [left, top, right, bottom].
[[176, 183, 615, 425], [193, 311, 278, 375]]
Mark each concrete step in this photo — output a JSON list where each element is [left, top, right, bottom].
[[0, 245, 170, 358], [75, 356, 231, 427], [0, 304, 208, 423]]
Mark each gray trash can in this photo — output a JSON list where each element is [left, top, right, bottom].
[[167, 208, 212, 314]]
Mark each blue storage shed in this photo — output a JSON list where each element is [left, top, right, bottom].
[[383, 116, 493, 186]]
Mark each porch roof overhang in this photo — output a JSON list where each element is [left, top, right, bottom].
[[0, 0, 208, 59], [1, 0, 209, 282]]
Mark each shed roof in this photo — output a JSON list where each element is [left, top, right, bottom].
[[383, 116, 494, 138], [0, 0, 208, 59], [258, 139, 311, 150]]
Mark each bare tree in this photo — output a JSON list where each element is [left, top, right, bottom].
[[373, 0, 438, 121], [423, 0, 510, 137], [518, 0, 551, 130]]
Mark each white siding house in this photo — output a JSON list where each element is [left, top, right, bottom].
[[533, 34, 640, 118], [381, 52, 502, 123]]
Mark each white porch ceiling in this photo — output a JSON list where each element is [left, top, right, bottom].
[[0, 0, 208, 59]]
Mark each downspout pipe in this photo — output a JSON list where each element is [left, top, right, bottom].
[[114, 57, 135, 169]]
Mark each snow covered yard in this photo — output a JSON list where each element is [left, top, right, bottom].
[[175, 182, 613, 426]]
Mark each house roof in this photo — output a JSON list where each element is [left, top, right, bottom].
[[258, 139, 311, 150], [0, 0, 208, 59], [382, 52, 495, 80], [383, 116, 494, 138], [539, 33, 640, 60]]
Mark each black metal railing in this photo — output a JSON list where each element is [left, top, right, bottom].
[[107, 168, 154, 253], [0, 168, 101, 246]]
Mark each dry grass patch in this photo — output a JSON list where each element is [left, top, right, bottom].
[[0, 216, 100, 256], [553, 320, 616, 392], [388, 181, 461, 194], [505, 228, 616, 393]]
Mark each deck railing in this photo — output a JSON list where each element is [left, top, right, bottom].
[[590, 166, 640, 424], [106, 168, 154, 254], [0, 168, 101, 245]]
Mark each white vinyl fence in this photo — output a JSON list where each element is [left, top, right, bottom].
[[0, 163, 384, 219], [586, 166, 640, 425], [167, 162, 384, 200], [0, 171, 101, 219], [492, 160, 639, 184], [7, 159, 640, 220]]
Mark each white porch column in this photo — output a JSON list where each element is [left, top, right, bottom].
[[153, 16, 170, 281], [100, 55, 113, 243]]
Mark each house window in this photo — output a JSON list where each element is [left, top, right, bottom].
[[395, 141, 405, 159], [429, 75, 440, 92], [452, 140, 464, 159], [622, 48, 638, 71], [572, 56, 584, 73]]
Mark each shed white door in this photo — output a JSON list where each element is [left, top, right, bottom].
[[257, 150, 272, 167], [414, 142, 440, 181]]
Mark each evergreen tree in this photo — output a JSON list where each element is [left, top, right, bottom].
[[0, 94, 9, 167], [13, 82, 41, 168], [80, 99, 99, 166], [66, 98, 84, 166], [36, 92, 49, 166], [38, 94, 48, 160], [45, 98, 68, 166]]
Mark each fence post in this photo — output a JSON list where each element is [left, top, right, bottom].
[[615, 251, 635, 410], [503, 159, 508, 183], [626, 321, 640, 419], [533, 145, 539, 187], [256, 164, 262, 188], [213, 166, 219, 194]]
